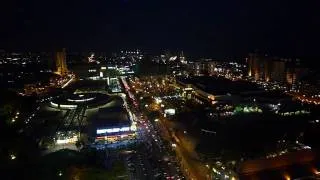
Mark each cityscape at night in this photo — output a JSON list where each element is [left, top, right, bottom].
[[1, 1, 320, 180]]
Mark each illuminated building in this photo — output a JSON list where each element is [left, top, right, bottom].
[[286, 68, 297, 90], [88, 52, 96, 63], [55, 131, 78, 145], [24, 83, 48, 95], [188, 60, 218, 76], [93, 106, 136, 143], [55, 48, 68, 75], [270, 61, 286, 84], [247, 53, 306, 89], [180, 51, 187, 64], [208, 61, 218, 75], [248, 53, 275, 82], [194, 62, 203, 76]]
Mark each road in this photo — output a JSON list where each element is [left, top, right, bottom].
[[121, 77, 185, 180], [157, 117, 208, 180], [287, 91, 320, 105], [124, 76, 211, 180]]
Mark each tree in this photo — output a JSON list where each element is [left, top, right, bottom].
[[3, 103, 14, 116], [2, 103, 15, 125]]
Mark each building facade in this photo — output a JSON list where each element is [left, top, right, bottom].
[[55, 48, 68, 75], [247, 53, 306, 90]]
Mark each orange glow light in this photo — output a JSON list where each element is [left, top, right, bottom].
[[283, 173, 291, 180], [311, 167, 320, 175]]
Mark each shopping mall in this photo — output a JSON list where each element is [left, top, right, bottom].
[[92, 106, 137, 143]]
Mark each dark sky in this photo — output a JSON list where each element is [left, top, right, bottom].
[[0, 0, 319, 59]]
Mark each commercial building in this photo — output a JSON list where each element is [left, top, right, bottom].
[[70, 62, 106, 80], [93, 106, 136, 143]]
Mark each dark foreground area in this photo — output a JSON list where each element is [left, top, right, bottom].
[[4, 149, 127, 180]]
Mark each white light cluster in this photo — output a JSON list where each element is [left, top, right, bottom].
[[164, 109, 176, 115], [50, 102, 77, 109], [155, 97, 162, 104], [67, 97, 95, 102], [88, 69, 97, 72], [56, 136, 78, 144], [60, 104, 77, 109]]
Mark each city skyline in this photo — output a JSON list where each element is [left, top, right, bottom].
[[1, 1, 320, 180], [1, 45, 320, 180]]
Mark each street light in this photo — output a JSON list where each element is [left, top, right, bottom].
[[10, 154, 16, 160]]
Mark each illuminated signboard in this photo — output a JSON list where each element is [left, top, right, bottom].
[[120, 127, 130, 131], [97, 126, 131, 134]]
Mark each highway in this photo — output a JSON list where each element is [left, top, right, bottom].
[[124, 76, 211, 180]]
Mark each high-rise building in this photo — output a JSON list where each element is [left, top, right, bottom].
[[208, 61, 218, 76], [247, 53, 308, 90], [55, 48, 68, 75], [270, 61, 286, 84], [187, 60, 218, 76], [248, 53, 285, 83], [180, 51, 187, 64]]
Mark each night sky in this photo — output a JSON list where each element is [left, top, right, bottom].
[[0, 0, 319, 59]]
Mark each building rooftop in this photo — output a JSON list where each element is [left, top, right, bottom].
[[94, 106, 130, 128], [178, 76, 260, 95]]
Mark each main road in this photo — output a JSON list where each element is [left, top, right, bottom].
[[122, 76, 209, 180], [121, 77, 185, 180]]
